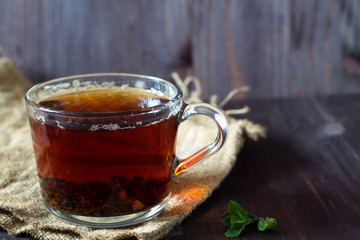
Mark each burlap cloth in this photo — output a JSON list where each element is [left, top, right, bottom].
[[0, 52, 265, 240]]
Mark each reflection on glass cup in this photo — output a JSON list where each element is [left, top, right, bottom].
[[25, 73, 228, 227]]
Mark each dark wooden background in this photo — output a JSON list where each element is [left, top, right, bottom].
[[1, 0, 360, 99]]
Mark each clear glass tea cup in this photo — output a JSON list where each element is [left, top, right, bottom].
[[25, 73, 228, 227]]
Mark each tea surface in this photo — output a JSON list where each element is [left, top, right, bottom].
[[39, 87, 169, 112]]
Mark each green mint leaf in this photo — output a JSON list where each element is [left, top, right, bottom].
[[258, 217, 266, 231], [221, 211, 232, 227], [228, 200, 249, 220], [225, 222, 246, 238], [258, 217, 277, 231], [247, 213, 258, 221], [231, 215, 250, 224], [223, 201, 255, 238]]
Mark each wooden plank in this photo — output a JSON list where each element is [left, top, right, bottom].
[[192, 0, 360, 99], [1, 95, 360, 239], [0, 0, 360, 99], [0, 0, 193, 83], [163, 95, 360, 239]]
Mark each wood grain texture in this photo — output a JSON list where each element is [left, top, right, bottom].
[[0, 0, 360, 98], [2, 94, 360, 239], [162, 94, 360, 239], [0, 0, 193, 85], [192, 0, 360, 99]]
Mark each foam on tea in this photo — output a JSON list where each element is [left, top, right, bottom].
[[29, 87, 178, 217], [38, 87, 169, 112]]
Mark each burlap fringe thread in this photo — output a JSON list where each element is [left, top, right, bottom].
[[172, 72, 265, 141], [0, 54, 265, 240]]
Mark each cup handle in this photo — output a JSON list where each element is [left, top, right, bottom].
[[173, 103, 228, 176]]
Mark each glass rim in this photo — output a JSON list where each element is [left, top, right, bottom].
[[25, 73, 183, 117]]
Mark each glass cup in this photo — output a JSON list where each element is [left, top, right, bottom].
[[25, 73, 228, 228]]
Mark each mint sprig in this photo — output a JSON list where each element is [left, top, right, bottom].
[[258, 217, 277, 231], [221, 200, 277, 238]]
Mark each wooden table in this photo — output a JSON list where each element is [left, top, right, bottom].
[[2, 95, 360, 239]]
